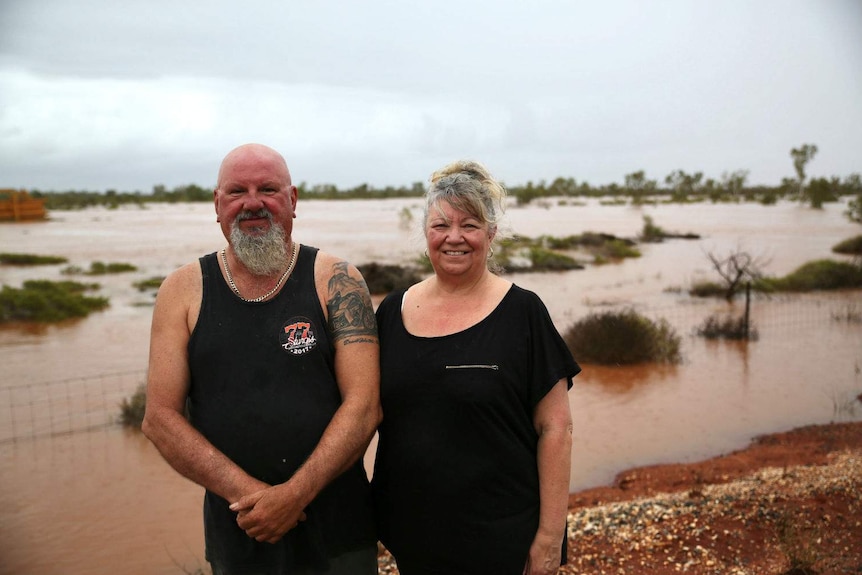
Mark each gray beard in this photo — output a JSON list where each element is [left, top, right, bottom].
[[229, 213, 289, 276]]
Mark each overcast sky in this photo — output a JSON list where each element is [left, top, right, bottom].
[[1, 0, 860, 192]]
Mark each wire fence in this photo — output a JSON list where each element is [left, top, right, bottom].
[[0, 370, 146, 444], [624, 292, 859, 335], [1, 293, 859, 444]]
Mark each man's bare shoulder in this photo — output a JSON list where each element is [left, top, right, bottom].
[[312, 250, 365, 286], [313, 249, 349, 271], [156, 260, 204, 306]]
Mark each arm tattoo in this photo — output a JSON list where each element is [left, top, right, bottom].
[[326, 262, 378, 343]]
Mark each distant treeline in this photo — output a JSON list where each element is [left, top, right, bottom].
[[23, 169, 862, 211]]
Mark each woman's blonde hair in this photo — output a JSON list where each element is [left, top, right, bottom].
[[424, 160, 507, 232]]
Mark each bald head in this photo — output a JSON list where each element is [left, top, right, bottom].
[[217, 143, 292, 190]]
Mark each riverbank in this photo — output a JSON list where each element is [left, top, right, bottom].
[[378, 420, 862, 575]]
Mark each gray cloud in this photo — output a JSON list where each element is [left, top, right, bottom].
[[1, 0, 860, 191]]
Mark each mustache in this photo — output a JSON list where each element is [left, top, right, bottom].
[[237, 208, 272, 222]]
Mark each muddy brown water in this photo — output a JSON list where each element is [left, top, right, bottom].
[[1, 198, 860, 574]]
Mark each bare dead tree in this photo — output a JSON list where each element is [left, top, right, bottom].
[[704, 246, 771, 301]]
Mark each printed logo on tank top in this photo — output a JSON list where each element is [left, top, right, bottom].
[[280, 316, 318, 355]]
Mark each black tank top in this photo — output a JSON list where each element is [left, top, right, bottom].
[[188, 246, 375, 571]]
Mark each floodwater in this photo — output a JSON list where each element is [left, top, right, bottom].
[[1, 198, 861, 575]]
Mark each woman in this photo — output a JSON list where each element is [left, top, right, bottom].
[[372, 161, 580, 575]]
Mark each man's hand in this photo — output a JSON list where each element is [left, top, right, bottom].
[[229, 484, 308, 544]]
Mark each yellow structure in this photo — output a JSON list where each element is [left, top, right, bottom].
[[0, 189, 47, 222]]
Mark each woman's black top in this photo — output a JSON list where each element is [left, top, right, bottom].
[[372, 284, 580, 575]]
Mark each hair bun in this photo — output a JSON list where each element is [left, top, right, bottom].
[[430, 160, 491, 184]]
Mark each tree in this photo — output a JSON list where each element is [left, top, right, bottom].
[[624, 170, 657, 205], [790, 143, 818, 201], [704, 246, 770, 301], [664, 170, 704, 202], [548, 177, 578, 197], [720, 170, 749, 201], [842, 174, 862, 225], [806, 177, 839, 209], [847, 195, 862, 225]]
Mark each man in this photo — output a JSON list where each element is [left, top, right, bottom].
[[142, 143, 381, 574]]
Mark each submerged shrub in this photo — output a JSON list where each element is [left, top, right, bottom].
[[599, 239, 641, 260], [689, 281, 726, 298], [527, 247, 583, 271], [119, 384, 147, 428], [640, 215, 666, 243], [563, 308, 682, 365], [0, 280, 109, 322], [831, 304, 862, 323], [696, 314, 758, 340], [763, 259, 862, 292], [543, 234, 587, 249], [86, 261, 138, 275], [832, 235, 862, 257], [62, 261, 138, 276], [0, 252, 68, 265], [134, 276, 165, 292]]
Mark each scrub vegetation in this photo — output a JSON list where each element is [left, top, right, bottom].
[[639, 215, 700, 243], [760, 260, 862, 292], [133, 276, 166, 292], [62, 261, 138, 275], [496, 232, 639, 271], [696, 314, 759, 341], [0, 252, 68, 265], [0, 280, 109, 322], [691, 248, 862, 299], [832, 235, 862, 258], [119, 384, 147, 428], [25, 144, 860, 212], [562, 308, 682, 365]]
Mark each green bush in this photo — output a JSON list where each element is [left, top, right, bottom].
[[598, 239, 641, 260], [134, 276, 166, 292], [498, 233, 637, 271], [527, 247, 583, 271], [86, 261, 138, 274], [832, 235, 862, 257], [763, 259, 862, 292], [563, 308, 682, 365], [62, 261, 138, 275], [0, 252, 68, 265], [119, 384, 147, 428], [640, 215, 666, 243], [0, 280, 109, 322], [689, 281, 726, 298], [542, 234, 583, 249]]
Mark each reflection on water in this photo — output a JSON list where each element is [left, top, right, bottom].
[[578, 363, 681, 392], [1, 199, 861, 574]]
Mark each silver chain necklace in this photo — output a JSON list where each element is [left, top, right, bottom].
[[220, 242, 298, 303]]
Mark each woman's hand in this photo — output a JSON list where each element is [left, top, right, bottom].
[[523, 530, 563, 575]]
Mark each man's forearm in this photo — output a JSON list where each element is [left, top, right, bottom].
[[143, 407, 265, 502], [280, 398, 381, 507]]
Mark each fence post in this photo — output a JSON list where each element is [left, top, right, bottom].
[[744, 281, 751, 339]]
